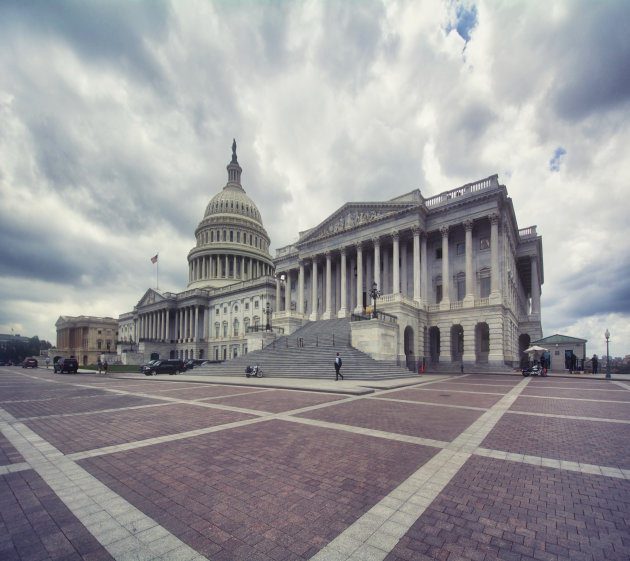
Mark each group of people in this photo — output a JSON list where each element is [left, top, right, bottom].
[[97, 359, 109, 375]]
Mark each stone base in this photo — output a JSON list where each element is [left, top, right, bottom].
[[350, 319, 398, 361]]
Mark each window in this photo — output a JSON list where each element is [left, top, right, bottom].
[[97, 341, 102, 350], [436, 284, 442, 304], [233, 319, 239, 336], [436, 248, 442, 260], [223, 230, 226, 241], [223, 323, 228, 337], [456, 276, 466, 301], [456, 242, 465, 256], [245, 302, 249, 310], [480, 238, 490, 250], [215, 307, 220, 315], [234, 305, 238, 313], [230, 231, 233, 242], [215, 323, 220, 338], [255, 301, 259, 309], [237, 231, 240, 243], [224, 307, 227, 314]]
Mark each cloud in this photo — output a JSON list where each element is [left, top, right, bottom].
[[0, 0, 628, 359]]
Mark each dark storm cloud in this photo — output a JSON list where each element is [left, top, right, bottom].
[[551, 1, 630, 121], [0, 0, 171, 86], [545, 259, 630, 322], [0, 214, 113, 285]]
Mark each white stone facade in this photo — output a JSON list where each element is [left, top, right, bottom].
[[274, 176, 543, 368], [119, 144, 543, 369]]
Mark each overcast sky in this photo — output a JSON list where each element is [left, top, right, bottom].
[[1, 0, 629, 358]]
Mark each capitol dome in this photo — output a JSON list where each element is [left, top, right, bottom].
[[187, 141, 274, 289]]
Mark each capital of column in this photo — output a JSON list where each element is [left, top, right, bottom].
[[463, 219, 473, 232], [391, 230, 399, 241], [412, 226, 422, 237], [489, 212, 499, 226], [440, 225, 449, 238], [372, 237, 381, 248]]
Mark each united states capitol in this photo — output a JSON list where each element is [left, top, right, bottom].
[[56, 141, 543, 374]]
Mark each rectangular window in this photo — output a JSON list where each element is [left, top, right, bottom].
[[237, 232, 240, 243], [436, 284, 442, 304], [436, 248, 442, 260], [480, 238, 490, 250], [230, 231, 234, 242], [456, 243, 465, 256]]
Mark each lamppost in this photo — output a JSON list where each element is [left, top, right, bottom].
[[605, 329, 611, 379], [368, 282, 382, 319], [265, 302, 272, 331]]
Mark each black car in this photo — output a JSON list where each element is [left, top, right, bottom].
[[144, 360, 185, 376], [54, 358, 79, 373]]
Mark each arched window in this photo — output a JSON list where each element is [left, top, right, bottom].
[[215, 323, 220, 338]]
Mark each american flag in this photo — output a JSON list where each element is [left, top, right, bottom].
[[151, 254, 158, 264]]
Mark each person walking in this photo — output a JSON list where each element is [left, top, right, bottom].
[[103, 360, 108, 375], [591, 354, 598, 375], [45, 356, 50, 369], [98, 359, 103, 374], [334, 352, 343, 380]]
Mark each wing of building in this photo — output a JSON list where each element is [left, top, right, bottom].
[[117, 143, 543, 370]]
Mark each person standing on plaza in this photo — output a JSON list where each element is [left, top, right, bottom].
[[98, 359, 103, 374], [592, 354, 598, 375], [45, 356, 50, 369], [334, 352, 343, 380], [103, 360, 108, 375]]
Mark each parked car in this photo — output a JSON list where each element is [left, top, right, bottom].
[[22, 358, 38, 368], [144, 360, 185, 376], [54, 358, 79, 374], [139, 360, 158, 373]]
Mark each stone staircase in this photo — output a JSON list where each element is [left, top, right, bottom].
[[191, 318, 419, 381]]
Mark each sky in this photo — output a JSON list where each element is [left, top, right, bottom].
[[1, 0, 629, 358]]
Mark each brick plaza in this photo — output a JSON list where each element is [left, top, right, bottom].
[[1, 368, 629, 560]]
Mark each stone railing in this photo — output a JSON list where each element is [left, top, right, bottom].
[[518, 226, 538, 239], [425, 175, 499, 208]]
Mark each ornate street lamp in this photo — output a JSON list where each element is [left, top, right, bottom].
[[605, 329, 611, 379], [265, 302, 272, 331], [369, 282, 382, 319]]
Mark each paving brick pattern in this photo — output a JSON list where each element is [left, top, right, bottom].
[[384, 455, 630, 561], [1, 394, 166, 420], [482, 413, 630, 469], [24, 403, 256, 455], [510, 395, 630, 420], [1, 368, 629, 561], [375, 388, 503, 408], [78, 420, 438, 561], [207, 389, 347, 413], [297, 398, 484, 441], [0, 469, 114, 561], [0, 433, 24, 465]]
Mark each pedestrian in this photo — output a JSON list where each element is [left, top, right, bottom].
[[334, 352, 343, 380], [103, 360, 108, 375], [460, 362, 464, 374], [98, 359, 103, 374], [591, 354, 598, 375], [45, 356, 50, 369]]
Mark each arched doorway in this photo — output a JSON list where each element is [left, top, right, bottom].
[[519, 334, 531, 367], [429, 326, 440, 363], [451, 325, 464, 363], [404, 326, 416, 371], [475, 323, 490, 363]]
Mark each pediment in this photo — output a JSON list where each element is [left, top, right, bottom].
[[137, 288, 166, 308], [298, 201, 416, 245]]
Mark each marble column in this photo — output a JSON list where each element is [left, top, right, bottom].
[[285, 270, 292, 313], [440, 226, 451, 310], [490, 213, 501, 302], [531, 256, 540, 317], [323, 252, 332, 319], [298, 261, 305, 315], [373, 238, 381, 291], [354, 243, 364, 313], [310, 258, 319, 321], [194, 306, 199, 341], [463, 219, 474, 307], [421, 233, 428, 303], [392, 232, 400, 295], [276, 276, 282, 312], [339, 248, 348, 317], [412, 227, 421, 302]]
